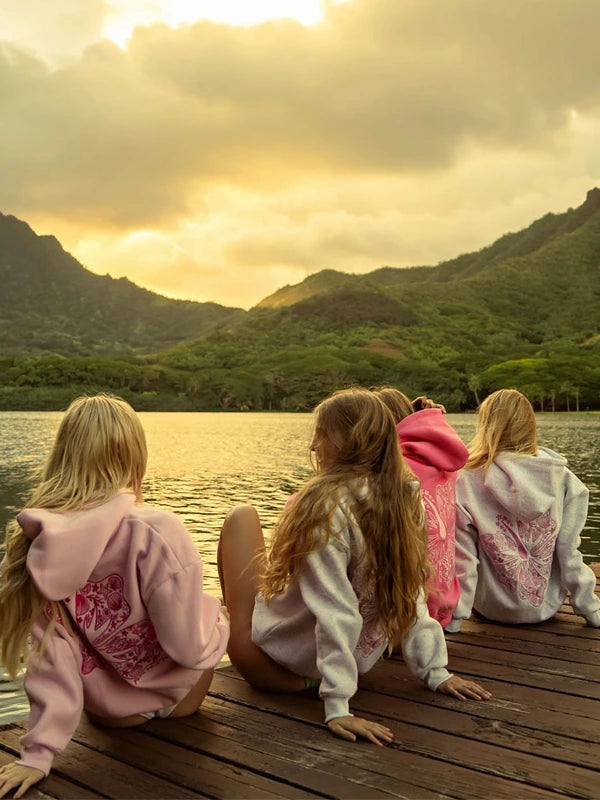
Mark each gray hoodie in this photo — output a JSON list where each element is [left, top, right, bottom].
[[447, 447, 600, 631], [252, 485, 452, 722]]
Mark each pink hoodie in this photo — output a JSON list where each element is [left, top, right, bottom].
[[397, 409, 468, 627], [14, 493, 229, 776]]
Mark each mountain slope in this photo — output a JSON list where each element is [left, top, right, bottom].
[[152, 188, 600, 410], [1, 190, 599, 411], [0, 213, 244, 355]]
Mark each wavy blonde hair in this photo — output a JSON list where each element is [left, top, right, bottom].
[[261, 387, 430, 641], [0, 394, 147, 677], [466, 389, 538, 471]]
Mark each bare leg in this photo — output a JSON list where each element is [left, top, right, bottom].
[[87, 667, 216, 727], [218, 504, 305, 692]]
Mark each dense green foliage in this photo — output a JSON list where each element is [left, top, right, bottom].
[[0, 213, 243, 355], [1, 190, 600, 411]]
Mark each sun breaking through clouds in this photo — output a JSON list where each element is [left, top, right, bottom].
[[1, 0, 600, 308]]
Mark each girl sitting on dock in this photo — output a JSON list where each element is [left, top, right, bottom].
[[447, 389, 600, 632], [0, 394, 229, 799], [218, 387, 490, 747], [375, 388, 468, 629]]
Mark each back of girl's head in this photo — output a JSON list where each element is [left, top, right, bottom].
[[264, 386, 429, 641], [314, 387, 401, 477], [40, 393, 147, 509], [372, 386, 414, 424], [0, 393, 146, 678], [467, 389, 537, 470]]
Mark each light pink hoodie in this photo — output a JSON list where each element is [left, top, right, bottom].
[[13, 493, 229, 776], [397, 409, 468, 628]]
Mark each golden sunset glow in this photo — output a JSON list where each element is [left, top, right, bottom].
[[102, 0, 331, 46], [1, 0, 599, 308]]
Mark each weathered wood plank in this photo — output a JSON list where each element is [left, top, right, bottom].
[[358, 660, 600, 729], [198, 693, 600, 800], [0, 745, 104, 800], [448, 629, 600, 663], [6, 724, 202, 799], [209, 672, 584, 799], [70, 718, 325, 800], [145, 707, 420, 800]]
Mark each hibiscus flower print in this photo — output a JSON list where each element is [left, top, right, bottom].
[[480, 511, 557, 607]]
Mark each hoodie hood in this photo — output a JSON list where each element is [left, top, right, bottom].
[[397, 408, 468, 472], [19, 493, 137, 600], [483, 447, 568, 521]]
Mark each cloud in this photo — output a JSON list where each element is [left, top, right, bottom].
[[0, 0, 109, 65], [1, 0, 600, 307]]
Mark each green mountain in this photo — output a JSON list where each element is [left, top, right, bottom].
[[0, 213, 244, 355], [1, 190, 599, 411]]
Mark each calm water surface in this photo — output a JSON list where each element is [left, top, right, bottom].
[[1, 412, 599, 592]]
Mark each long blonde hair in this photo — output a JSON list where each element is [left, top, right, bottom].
[[466, 389, 538, 471], [0, 394, 147, 677], [261, 387, 430, 640]]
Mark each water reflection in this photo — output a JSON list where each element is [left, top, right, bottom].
[[1, 411, 599, 592]]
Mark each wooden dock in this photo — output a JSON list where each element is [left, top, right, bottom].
[[1, 564, 599, 799]]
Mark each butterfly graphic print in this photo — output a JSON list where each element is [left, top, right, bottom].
[[480, 511, 557, 607]]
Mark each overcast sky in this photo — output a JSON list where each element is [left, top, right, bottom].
[[2, 0, 599, 308]]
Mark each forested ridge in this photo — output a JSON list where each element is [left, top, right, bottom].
[[1, 189, 599, 412]]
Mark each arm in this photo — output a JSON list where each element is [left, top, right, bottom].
[[554, 477, 600, 626], [400, 590, 492, 700], [297, 535, 362, 722], [146, 559, 230, 669], [399, 590, 452, 688], [446, 503, 480, 633], [17, 616, 84, 777]]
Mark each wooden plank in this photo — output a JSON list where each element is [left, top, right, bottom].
[[0, 744, 104, 800], [7, 723, 201, 799], [71, 718, 322, 800], [359, 660, 600, 729], [148, 700, 442, 800], [197, 694, 600, 800], [448, 629, 600, 663], [208, 672, 579, 799], [456, 618, 600, 648], [441, 650, 600, 695]]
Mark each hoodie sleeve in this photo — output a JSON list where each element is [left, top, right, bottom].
[[446, 501, 481, 633], [17, 616, 84, 777], [399, 590, 452, 688], [145, 558, 230, 670], [296, 530, 363, 722], [554, 473, 600, 626]]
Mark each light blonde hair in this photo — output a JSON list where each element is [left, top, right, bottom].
[[374, 387, 414, 423], [0, 394, 147, 677], [261, 387, 430, 641], [466, 389, 538, 471]]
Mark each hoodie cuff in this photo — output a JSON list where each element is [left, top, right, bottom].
[[427, 668, 452, 691], [323, 696, 352, 723], [585, 610, 600, 628], [17, 744, 55, 777], [445, 619, 462, 634]]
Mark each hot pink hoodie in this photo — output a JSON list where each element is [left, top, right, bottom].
[[397, 409, 469, 627], [14, 493, 229, 776]]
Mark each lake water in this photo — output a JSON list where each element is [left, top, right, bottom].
[[1, 411, 599, 593]]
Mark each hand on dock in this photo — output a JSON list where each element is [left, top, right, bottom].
[[327, 715, 394, 745], [436, 675, 492, 701], [0, 763, 44, 799]]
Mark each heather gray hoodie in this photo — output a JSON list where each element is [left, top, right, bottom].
[[447, 447, 600, 631]]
